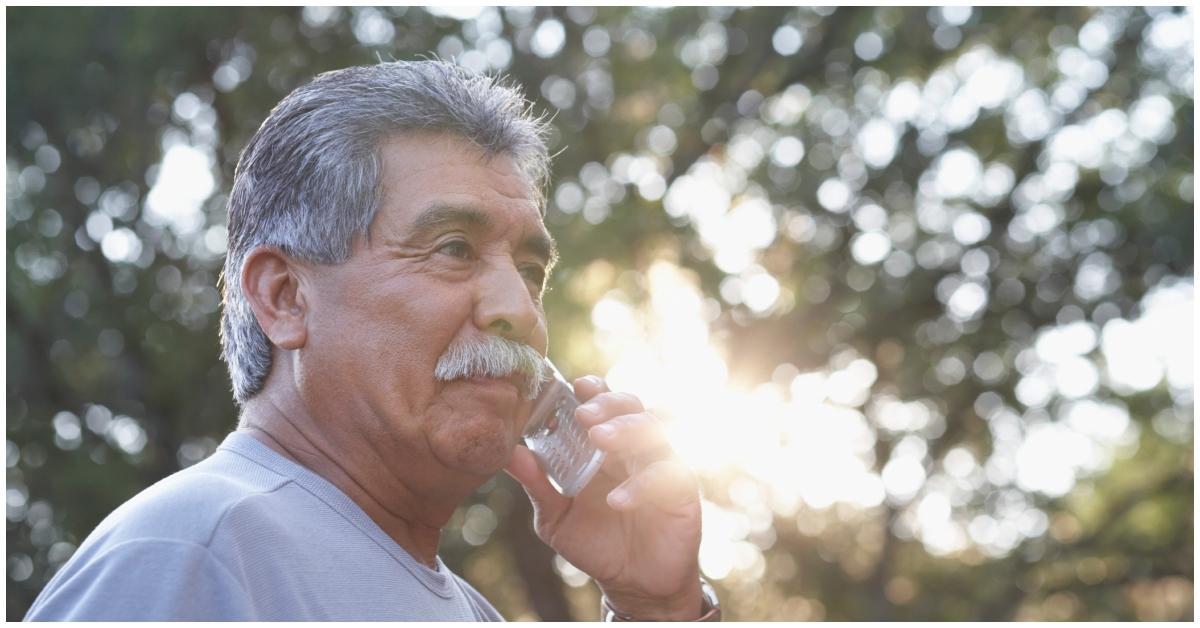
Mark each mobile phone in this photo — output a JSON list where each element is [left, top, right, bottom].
[[522, 359, 606, 497]]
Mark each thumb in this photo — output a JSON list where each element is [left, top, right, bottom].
[[505, 444, 571, 529]]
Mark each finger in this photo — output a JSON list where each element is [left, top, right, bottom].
[[574, 391, 645, 428], [595, 441, 635, 483], [607, 459, 700, 512], [505, 444, 571, 526], [588, 412, 673, 462], [571, 375, 608, 403]]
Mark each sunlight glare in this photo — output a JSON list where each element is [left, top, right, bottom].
[[602, 260, 887, 523], [145, 144, 214, 236]]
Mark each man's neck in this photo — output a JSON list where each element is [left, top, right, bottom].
[[237, 393, 470, 569]]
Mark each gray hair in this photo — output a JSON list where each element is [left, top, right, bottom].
[[219, 60, 552, 404]]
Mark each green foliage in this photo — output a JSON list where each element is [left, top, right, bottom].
[[6, 6, 1193, 621]]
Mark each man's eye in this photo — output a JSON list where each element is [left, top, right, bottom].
[[521, 265, 547, 286], [436, 239, 474, 260]]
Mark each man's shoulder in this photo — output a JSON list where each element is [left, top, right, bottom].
[[89, 445, 295, 547], [25, 446, 299, 620]]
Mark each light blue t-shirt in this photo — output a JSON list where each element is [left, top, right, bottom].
[[25, 430, 504, 621]]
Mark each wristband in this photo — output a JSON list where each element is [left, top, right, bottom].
[[601, 578, 721, 622]]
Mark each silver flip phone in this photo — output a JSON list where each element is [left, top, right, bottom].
[[522, 359, 606, 497]]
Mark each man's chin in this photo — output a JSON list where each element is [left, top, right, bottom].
[[432, 425, 520, 477], [428, 388, 526, 476], [446, 447, 516, 479]]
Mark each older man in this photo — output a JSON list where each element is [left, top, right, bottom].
[[26, 61, 718, 621]]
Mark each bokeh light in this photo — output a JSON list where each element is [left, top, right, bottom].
[[7, 5, 1192, 622]]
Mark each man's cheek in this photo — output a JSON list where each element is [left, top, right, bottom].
[[513, 397, 535, 438], [425, 395, 523, 471]]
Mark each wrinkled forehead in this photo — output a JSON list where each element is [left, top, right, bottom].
[[369, 133, 552, 249]]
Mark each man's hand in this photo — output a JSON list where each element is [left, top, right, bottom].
[[505, 376, 704, 621]]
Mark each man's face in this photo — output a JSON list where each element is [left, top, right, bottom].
[[295, 132, 553, 480]]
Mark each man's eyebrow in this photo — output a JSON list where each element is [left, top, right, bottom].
[[408, 203, 493, 235]]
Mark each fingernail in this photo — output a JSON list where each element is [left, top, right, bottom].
[[584, 375, 604, 387], [590, 424, 614, 440], [608, 488, 629, 507], [577, 402, 599, 419]]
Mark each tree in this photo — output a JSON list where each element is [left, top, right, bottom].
[[7, 6, 1193, 620]]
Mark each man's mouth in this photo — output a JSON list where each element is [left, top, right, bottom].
[[471, 370, 543, 400], [459, 376, 525, 400]]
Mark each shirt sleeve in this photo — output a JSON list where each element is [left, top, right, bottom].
[[24, 538, 257, 621]]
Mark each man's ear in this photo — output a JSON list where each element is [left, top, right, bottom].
[[241, 246, 308, 351]]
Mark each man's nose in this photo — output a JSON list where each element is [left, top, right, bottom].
[[474, 260, 541, 344]]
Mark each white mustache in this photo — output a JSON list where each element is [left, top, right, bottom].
[[433, 334, 546, 400]]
